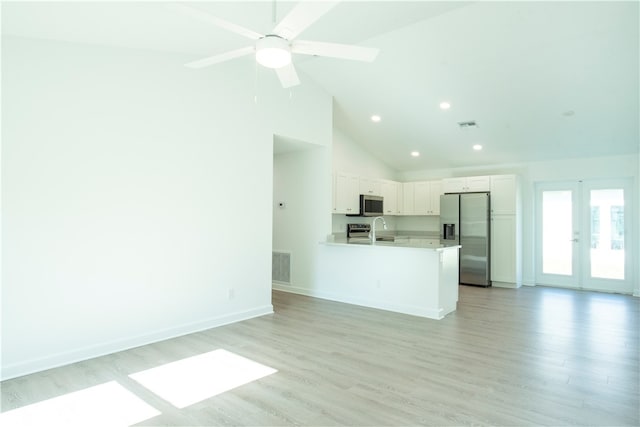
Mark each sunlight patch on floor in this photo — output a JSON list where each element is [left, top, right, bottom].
[[0, 381, 160, 427], [129, 349, 278, 408]]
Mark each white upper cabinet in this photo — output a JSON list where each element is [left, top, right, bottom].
[[333, 172, 359, 214], [395, 182, 404, 215], [402, 182, 415, 215], [400, 180, 442, 215], [428, 180, 442, 215], [412, 181, 442, 215], [490, 174, 518, 215], [442, 177, 465, 193], [359, 177, 381, 196], [380, 180, 399, 215], [442, 175, 491, 193], [413, 181, 429, 214]]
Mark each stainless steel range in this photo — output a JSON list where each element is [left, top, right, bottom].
[[347, 223, 370, 239]]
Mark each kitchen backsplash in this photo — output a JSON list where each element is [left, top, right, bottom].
[[395, 215, 440, 232], [332, 214, 439, 234]]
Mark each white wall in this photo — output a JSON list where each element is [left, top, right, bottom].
[[273, 143, 332, 295], [333, 128, 398, 179], [1, 36, 332, 379]]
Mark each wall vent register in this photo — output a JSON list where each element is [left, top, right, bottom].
[[272, 251, 291, 284]]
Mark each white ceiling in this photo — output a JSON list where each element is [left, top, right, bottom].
[[3, 1, 639, 171]]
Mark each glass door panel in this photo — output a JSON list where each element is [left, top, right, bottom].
[[582, 180, 631, 293], [536, 182, 579, 288], [589, 189, 625, 280], [541, 190, 573, 275]]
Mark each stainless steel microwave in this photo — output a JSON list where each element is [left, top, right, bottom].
[[347, 194, 384, 217]]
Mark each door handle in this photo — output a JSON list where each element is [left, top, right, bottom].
[[570, 238, 579, 242]]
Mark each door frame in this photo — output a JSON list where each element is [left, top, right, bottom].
[[580, 178, 633, 293], [534, 181, 581, 289], [535, 178, 634, 294]]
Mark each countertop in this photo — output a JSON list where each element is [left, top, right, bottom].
[[324, 235, 460, 251]]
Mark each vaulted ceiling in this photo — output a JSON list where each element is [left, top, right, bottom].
[[3, 1, 638, 171]]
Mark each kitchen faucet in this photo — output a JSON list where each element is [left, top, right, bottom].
[[370, 216, 387, 243]]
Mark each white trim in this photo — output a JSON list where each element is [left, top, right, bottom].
[[273, 283, 448, 319], [492, 281, 519, 289], [272, 282, 307, 294], [1, 305, 274, 381]]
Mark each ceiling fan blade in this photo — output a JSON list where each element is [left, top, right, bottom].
[[185, 46, 255, 69], [273, 1, 339, 40], [292, 40, 379, 62], [275, 63, 301, 88], [167, 3, 263, 40]]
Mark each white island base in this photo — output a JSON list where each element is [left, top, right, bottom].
[[315, 242, 461, 320]]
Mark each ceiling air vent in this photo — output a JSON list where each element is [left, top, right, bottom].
[[458, 120, 478, 129]]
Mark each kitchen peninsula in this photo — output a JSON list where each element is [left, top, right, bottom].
[[316, 238, 460, 320]]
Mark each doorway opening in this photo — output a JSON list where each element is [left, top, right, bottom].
[[272, 135, 331, 293]]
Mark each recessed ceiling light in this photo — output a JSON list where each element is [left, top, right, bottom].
[[439, 101, 451, 110], [473, 144, 483, 151], [410, 151, 420, 157], [370, 115, 381, 122]]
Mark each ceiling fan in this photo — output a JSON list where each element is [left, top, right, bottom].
[[168, 1, 379, 88]]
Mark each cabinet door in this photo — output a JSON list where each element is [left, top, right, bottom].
[[443, 176, 490, 193], [490, 175, 517, 215], [413, 181, 429, 214], [335, 173, 359, 214], [402, 182, 415, 215], [491, 214, 516, 283], [396, 182, 404, 215], [427, 180, 443, 215], [466, 176, 491, 192], [359, 177, 381, 196], [332, 173, 337, 213], [442, 178, 465, 193], [381, 181, 398, 215]]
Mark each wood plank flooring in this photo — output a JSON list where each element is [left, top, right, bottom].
[[2, 285, 639, 426]]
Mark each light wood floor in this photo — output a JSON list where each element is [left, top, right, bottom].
[[2, 285, 639, 426]]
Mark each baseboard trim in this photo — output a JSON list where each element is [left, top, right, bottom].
[[272, 282, 311, 295], [492, 281, 520, 289], [273, 283, 447, 320], [1, 305, 274, 381]]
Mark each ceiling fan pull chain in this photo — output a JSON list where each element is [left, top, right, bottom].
[[272, 0, 277, 25], [254, 61, 259, 105]]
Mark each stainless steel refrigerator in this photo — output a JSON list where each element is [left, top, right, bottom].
[[440, 193, 491, 287]]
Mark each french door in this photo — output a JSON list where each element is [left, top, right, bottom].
[[535, 179, 633, 293]]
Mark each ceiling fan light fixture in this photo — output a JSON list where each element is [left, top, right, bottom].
[[256, 36, 291, 69]]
